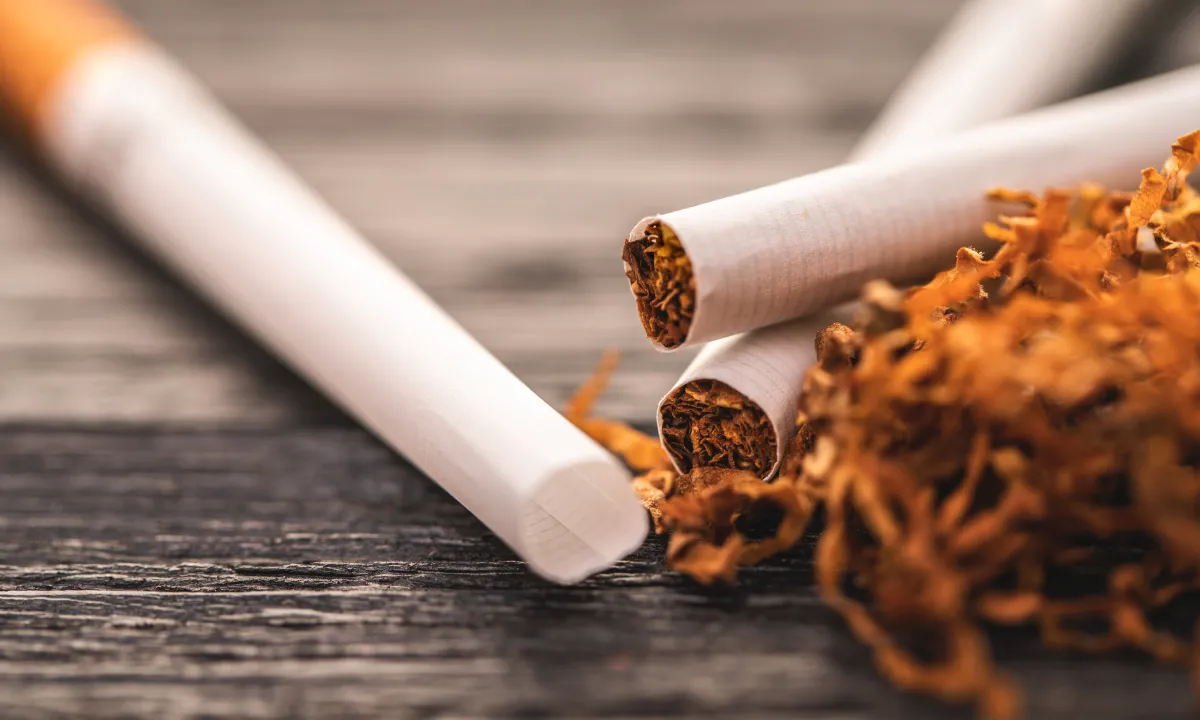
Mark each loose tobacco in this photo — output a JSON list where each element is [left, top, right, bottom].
[[659, 379, 778, 476], [574, 131, 1200, 718], [622, 221, 695, 349]]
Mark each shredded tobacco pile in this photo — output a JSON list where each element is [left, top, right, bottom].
[[573, 132, 1200, 718], [659, 379, 778, 476], [622, 221, 695, 348]]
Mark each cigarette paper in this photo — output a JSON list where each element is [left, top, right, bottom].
[[0, 0, 648, 584], [650, 0, 1157, 477]]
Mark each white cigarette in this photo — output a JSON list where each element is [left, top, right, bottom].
[[626, 63, 1200, 346], [649, 0, 1158, 477], [0, 0, 648, 584]]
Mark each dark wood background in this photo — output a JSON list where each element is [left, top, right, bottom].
[[2, 1, 1199, 717]]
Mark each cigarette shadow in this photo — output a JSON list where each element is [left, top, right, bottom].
[[0, 114, 352, 429]]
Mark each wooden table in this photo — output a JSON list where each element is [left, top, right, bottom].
[[2, 1, 1198, 717]]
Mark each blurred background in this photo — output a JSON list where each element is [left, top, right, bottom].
[[2, 0, 1199, 426]]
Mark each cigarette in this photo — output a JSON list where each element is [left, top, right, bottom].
[[625, 64, 1200, 349], [0, 0, 648, 584], [648, 0, 1158, 477]]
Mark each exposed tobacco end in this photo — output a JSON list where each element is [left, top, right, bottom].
[[659, 379, 778, 476], [622, 221, 695, 348]]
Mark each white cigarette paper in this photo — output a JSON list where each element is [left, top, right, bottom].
[[654, 0, 1157, 477], [39, 45, 648, 583]]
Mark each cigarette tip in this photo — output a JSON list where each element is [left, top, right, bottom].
[[519, 458, 647, 584]]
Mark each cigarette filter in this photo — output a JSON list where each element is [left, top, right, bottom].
[[0, 0, 648, 583], [650, 0, 1157, 477]]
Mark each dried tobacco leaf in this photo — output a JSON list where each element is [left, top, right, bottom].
[[658, 466, 814, 582], [792, 133, 1200, 717], [659, 379, 777, 476], [622, 221, 695, 348]]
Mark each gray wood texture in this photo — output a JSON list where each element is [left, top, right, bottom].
[[2, 0, 1200, 717]]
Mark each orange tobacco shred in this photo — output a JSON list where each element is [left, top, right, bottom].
[[1128, 168, 1166, 226], [791, 132, 1200, 717]]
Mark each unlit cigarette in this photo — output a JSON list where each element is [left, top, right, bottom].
[[624, 64, 1200, 353], [0, 0, 648, 584], [651, 0, 1157, 478]]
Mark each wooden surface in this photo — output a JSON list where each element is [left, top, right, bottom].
[[1, 0, 1200, 717]]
